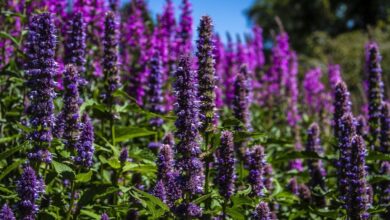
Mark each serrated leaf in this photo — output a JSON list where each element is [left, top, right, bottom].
[[107, 157, 121, 169], [76, 170, 93, 183], [226, 207, 245, 220], [131, 188, 170, 211], [52, 161, 73, 174], [115, 126, 156, 142], [80, 209, 101, 219]]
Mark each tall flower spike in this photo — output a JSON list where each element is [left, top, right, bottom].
[[146, 52, 165, 127], [197, 15, 216, 132], [101, 213, 109, 220], [119, 147, 128, 165], [61, 65, 81, 149], [380, 102, 390, 153], [337, 113, 356, 205], [356, 115, 367, 137], [379, 162, 390, 219], [233, 65, 251, 131], [0, 204, 15, 220], [286, 51, 300, 127], [103, 11, 121, 105], [333, 81, 351, 139], [247, 145, 266, 196], [328, 64, 342, 89], [25, 13, 57, 164], [223, 33, 236, 107], [174, 56, 204, 217], [215, 131, 236, 199], [348, 135, 369, 220], [16, 166, 45, 220], [251, 26, 265, 71], [64, 12, 86, 74], [176, 0, 192, 55], [252, 202, 271, 220], [305, 123, 326, 206], [366, 42, 384, 150], [74, 113, 94, 167], [303, 67, 326, 113]]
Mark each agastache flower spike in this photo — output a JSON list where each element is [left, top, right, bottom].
[[100, 213, 109, 220], [233, 65, 251, 131], [0, 204, 15, 220], [366, 42, 384, 150], [16, 166, 45, 220], [252, 202, 271, 220], [174, 56, 204, 217], [303, 67, 325, 113], [356, 115, 367, 137], [379, 162, 390, 219], [305, 123, 326, 206], [196, 16, 216, 132], [176, 0, 192, 55], [65, 12, 87, 75], [348, 135, 369, 220], [223, 33, 236, 107], [337, 113, 356, 205], [103, 11, 121, 105], [119, 147, 128, 165], [333, 81, 351, 139], [25, 13, 57, 164], [251, 26, 265, 71], [215, 131, 236, 199], [328, 64, 342, 89], [61, 65, 81, 149], [74, 113, 94, 167], [380, 102, 390, 153], [247, 145, 266, 196], [146, 52, 165, 127]]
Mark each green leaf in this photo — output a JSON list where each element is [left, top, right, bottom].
[[122, 163, 156, 174], [76, 170, 93, 183], [0, 159, 24, 181], [367, 151, 390, 161], [80, 209, 101, 219], [368, 174, 390, 184], [115, 126, 156, 142], [107, 157, 121, 169], [193, 193, 212, 204], [52, 161, 73, 174], [131, 188, 170, 211], [226, 207, 246, 220], [271, 151, 323, 163], [0, 31, 20, 46], [0, 144, 26, 160], [0, 134, 21, 144]]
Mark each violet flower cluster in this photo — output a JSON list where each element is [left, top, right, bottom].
[[174, 56, 204, 217], [328, 64, 342, 89], [247, 145, 266, 197], [64, 12, 87, 74], [333, 81, 352, 139], [366, 42, 384, 150], [303, 67, 326, 113], [380, 162, 390, 219], [0, 204, 15, 220], [223, 34, 236, 107], [196, 15, 216, 132], [380, 102, 390, 153], [214, 131, 236, 199], [286, 51, 300, 127], [146, 52, 165, 127], [176, 0, 193, 55], [24, 13, 57, 164], [103, 11, 121, 106], [233, 65, 251, 132], [74, 113, 95, 168], [252, 202, 271, 220], [16, 166, 45, 220]]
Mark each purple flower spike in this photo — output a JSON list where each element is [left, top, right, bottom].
[[25, 13, 57, 163], [16, 166, 45, 220], [215, 131, 236, 199], [62, 65, 82, 149], [288, 177, 299, 195], [366, 42, 384, 150], [380, 102, 390, 153], [328, 64, 342, 89], [119, 147, 128, 165], [286, 51, 300, 127], [146, 52, 165, 127], [74, 113, 94, 168], [223, 33, 236, 107], [303, 67, 327, 113], [174, 56, 204, 205], [101, 213, 109, 220], [333, 81, 351, 139], [356, 115, 367, 137], [380, 162, 390, 218], [251, 26, 265, 71], [65, 12, 86, 75], [348, 135, 369, 220], [337, 113, 356, 205], [252, 201, 271, 220], [0, 204, 15, 220], [247, 145, 266, 197], [176, 0, 193, 55], [197, 15, 216, 132], [103, 11, 121, 105], [233, 65, 251, 132], [305, 123, 326, 206]]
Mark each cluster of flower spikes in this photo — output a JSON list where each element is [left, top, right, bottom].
[[173, 55, 204, 218], [24, 13, 57, 164], [214, 131, 236, 199], [366, 42, 384, 150], [16, 166, 45, 220], [103, 11, 121, 106], [176, 0, 193, 55], [196, 15, 216, 132], [247, 145, 266, 197]]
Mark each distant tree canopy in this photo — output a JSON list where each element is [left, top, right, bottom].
[[247, 0, 390, 50]]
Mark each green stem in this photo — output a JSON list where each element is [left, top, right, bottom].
[[204, 132, 212, 212], [222, 198, 227, 220], [65, 181, 77, 220]]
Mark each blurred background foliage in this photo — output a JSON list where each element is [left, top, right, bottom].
[[248, 0, 390, 110]]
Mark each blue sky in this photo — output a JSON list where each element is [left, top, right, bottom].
[[121, 0, 255, 42]]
